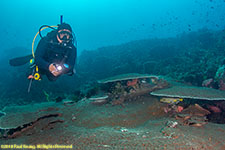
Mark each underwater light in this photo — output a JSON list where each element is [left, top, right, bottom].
[[53, 64, 63, 71], [54, 63, 69, 72], [56, 65, 62, 71]]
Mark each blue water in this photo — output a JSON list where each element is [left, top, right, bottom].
[[1, 0, 225, 55], [0, 0, 225, 109]]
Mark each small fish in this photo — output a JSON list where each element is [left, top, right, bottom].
[[160, 97, 183, 104]]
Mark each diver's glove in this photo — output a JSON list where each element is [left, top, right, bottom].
[[49, 63, 62, 76], [49, 63, 71, 76]]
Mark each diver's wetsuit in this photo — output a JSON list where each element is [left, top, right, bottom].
[[35, 30, 77, 81]]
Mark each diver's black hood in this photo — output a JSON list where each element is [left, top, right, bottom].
[[57, 23, 72, 32]]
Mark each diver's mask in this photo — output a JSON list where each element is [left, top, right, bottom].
[[56, 29, 73, 46]]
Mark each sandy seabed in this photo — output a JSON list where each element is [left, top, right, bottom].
[[0, 96, 225, 150]]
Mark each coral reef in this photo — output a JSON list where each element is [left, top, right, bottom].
[[215, 65, 225, 90], [1, 29, 225, 111], [78, 29, 225, 89], [151, 84, 225, 101], [0, 96, 225, 149], [96, 74, 169, 105]]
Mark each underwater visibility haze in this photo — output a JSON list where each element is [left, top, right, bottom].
[[1, 0, 225, 53], [0, 0, 225, 149]]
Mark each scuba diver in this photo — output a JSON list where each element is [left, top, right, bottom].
[[34, 22, 77, 81], [9, 16, 77, 92]]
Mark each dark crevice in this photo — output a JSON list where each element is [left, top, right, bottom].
[[0, 113, 61, 138]]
